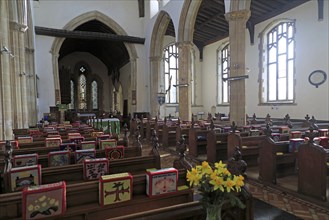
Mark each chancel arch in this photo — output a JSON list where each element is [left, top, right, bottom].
[[51, 10, 138, 115]]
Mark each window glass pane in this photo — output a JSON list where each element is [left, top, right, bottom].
[[92, 80, 98, 109], [278, 36, 286, 54], [288, 24, 294, 38], [268, 64, 277, 101], [163, 44, 178, 103], [278, 55, 287, 77], [79, 74, 87, 109], [288, 40, 294, 59], [69, 80, 74, 109], [223, 81, 228, 103], [288, 60, 294, 100], [278, 78, 287, 100], [268, 46, 277, 63]]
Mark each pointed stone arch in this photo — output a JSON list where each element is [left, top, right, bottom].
[[50, 11, 138, 111], [149, 10, 175, 117]]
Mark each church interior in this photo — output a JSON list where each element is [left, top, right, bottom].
[[0, 0, 328, 219]]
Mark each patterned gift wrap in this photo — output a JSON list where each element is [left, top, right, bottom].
[[81, 141, 96, 150], [69, 136, 85, 147], [146, 168, 178, 197], [17, 136, 33, 144], [83, 158, 109, 180], [59, 143, 77, 152], [91, 131, 104, 137], [105, 146, 124, 160], [67, 133, 82, 140], [289, 138, 305, 153], [318, 129, 328, 137], [96, 134, 111, 146], [319, 136, 329, 148], [75, 149, 96, 164], [99, 139, 117, 150], [99, 172, 133, 206], [45, 138, 62, 148], [13, 154, 39, 167], [22, 181, 66, 220], [8, 164, 41, 192], [271, 133, 281, 142], [249, 129, 260, 136], [48, 151, 70, 167]]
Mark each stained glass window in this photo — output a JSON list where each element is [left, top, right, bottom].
[[69, 80, 74, 109], [91, 80, 98, 109], [79, 74, 87, 109]]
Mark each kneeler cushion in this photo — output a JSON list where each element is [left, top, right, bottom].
[[22, 181, 66, 220]]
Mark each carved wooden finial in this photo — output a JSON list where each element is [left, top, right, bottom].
[[305, 114, 310, 121], [174, 135, 192, 170], [151, 129, 159, 149], [231, 121, 237, 133], [210, 119, 215, 130], [264, 123, 272, 137], [252, 113, 256, 120], [227, 146, 247, 177], [4, 140, 13, 173], [265, 113, 273, 126], [123, 123, 129, 144], [284, 114, 293, 128], [305, 127, 318, 143]]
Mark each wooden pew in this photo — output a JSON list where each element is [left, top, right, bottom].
[[227, 133, 264, 166], [258, 137, 296, 184], [188, 126, 210, 158], [0, 146, 142, 171], [162, 120, 179, 148], [298, 140, 329, 201], [206, 129, 228, 163], [176, 122, 191, 145], [0, 170, 193, 220]]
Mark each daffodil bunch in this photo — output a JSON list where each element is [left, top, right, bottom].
[[187, 161, 245, 208]]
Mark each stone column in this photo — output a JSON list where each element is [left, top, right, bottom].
[[130, 58, 137, 114], [177, 42, 193, 121], [225, 10, 250, 126], [149, 56, 161, 118], [0, 0, 14, 139], [52, 52, 60, 104]]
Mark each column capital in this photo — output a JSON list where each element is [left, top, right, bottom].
[[10, 21, 28, 32], [149, 56, 161, 62], [176, 41, 194, 49], [225, 10, 251, 22], [25, 47, 35, 54]]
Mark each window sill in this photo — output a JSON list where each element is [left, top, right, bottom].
[[258, 102, 297, 106], [217, 104, 230, 107]]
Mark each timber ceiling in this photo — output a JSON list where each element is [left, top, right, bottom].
[[59, 0, 311, 74]]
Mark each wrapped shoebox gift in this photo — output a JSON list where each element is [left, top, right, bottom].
[[75, 149, 96, 164], [271, 133, 281, 142], [8, 164, 42, 192], [243, 126, 251, 132], [0, 140, 19, 151], [59, 143, 77, 152], [249, 129, 260, 136], [319, 136, 329, 148], [105, 146, 124, 160], [146, 168, 178, 197], [223, 127, 231, 133], [289, 138, 304, 153], [45, 137, 62, 148], [83, 158, 109, 180], [99, 139, 117, 150], [48, 151, 70, 167], [13, 154, 39, 167], [69, 136, 85, 147], [279, 126, 290, 134], [81, 141, 96, 150], [289, 131, 302, 139], [99, 172, 133, 206], [91, 131, 104, 137], [318, 129, 328, 137], [96, 134, 111, 143], [17, 136, 33, 144], [67, 133, 82, 139], [47, 134, 61, 138], [22, 181, 66, 220]]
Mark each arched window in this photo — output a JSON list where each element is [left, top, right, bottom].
[[163, 44, 178, 104], [217, 43, 230, 105], [260, 20, 295, 103], [91, 80, 98, 109], [69, 80, 75, 109], [79, 73, 87, 109]]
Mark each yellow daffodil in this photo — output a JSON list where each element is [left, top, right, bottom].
[[224, 178, 236, 193], [186, 168, 201, 186], [209, 177, 225, 192], [234, 175, 245, 192]]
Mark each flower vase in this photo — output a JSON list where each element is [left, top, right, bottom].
[[206, 204, 222, 220]]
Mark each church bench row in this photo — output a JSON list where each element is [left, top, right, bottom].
[[0, 170, 193, 220], [1, 148, 160, 192], [0, 146, 142, 171]]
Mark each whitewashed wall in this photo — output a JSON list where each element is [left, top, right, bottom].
[[201, 1, 329, 120]]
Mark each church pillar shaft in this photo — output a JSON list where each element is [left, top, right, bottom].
[[130, 58, 137, 114], [149, 56, 161, 118], [0, 0, 14, 139], [225, 10, 250, 126], [177, 42, 193, 121]]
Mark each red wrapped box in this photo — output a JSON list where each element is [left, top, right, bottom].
[[17, 136, 33, 144], [59, 143, 77, 151], [22, 181, 66, 220], [45, 137, 62, 148], [279, 126, 290, 134], [271, 133, 281, 142], [91, 131, 104, 137], [13, 153, 39, 167], [81, 141, 96, 150], [48, 151, 70, 167], [67, 133, 81, 139], [99, 139, 117, 150], [289, 131, 302, 139], [8, 164, 42, 192], [69, 136, 85, 147], [99, 172, 133, 206], [146, 168, 178, 197], [289, 138, 304, 153], [105, 146, 124, 160], [83, 158, 109, 180], [0, 140, 19, 151], [75, 149, 96, 164], [318, 129, 328, 137], [319, 136, 329, 148]]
